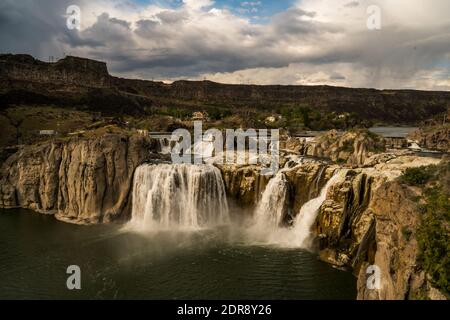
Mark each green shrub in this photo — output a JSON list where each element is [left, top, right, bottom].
[[400, 166, 437, 186], [400, 162, 450, 297]]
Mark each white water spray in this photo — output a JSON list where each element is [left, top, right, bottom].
[[248, 169, 347, 249], [254, 171, 290, 228], [129, 164, 229, 230], [291, 169, 347, 248]]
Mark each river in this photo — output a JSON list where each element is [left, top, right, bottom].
[[0, 208, 356, 299]]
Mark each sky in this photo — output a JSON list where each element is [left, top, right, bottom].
[[0, 0, 449, 90]]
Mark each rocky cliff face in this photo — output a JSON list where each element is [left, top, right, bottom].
[[124, 80, 450, 124], [313, 156, 446, 300], [2, 54, 450, 124], [0, 134, 157, 224], [410, 125, 450, 152], [291, 130, 386, 166], [0, 54, 110, 88]]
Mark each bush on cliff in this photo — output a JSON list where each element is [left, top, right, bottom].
[[400, 166, 438, 186], [402, 161, 450, 297], [416, 186, 450, 297]]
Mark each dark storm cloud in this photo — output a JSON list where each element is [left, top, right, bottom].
[[0, 0, 448, 89], [0, 0, 82, 58]]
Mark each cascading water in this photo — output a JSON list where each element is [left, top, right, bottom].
[[129, 164, 229, 230], [249, 168, 347, 249], [253, 171, 290, 228], [291, 169, 347, 248]]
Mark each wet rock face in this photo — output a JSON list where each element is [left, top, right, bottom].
[[0, 134, 156, 224], [316, 171, 373, 261], [285, 164, 335, 213]]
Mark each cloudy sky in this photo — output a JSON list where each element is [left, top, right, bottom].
[[1, 0, 449, 90]]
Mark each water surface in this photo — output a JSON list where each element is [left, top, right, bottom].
[[0, 209, 356, 299], [369, 126, 418, 138]]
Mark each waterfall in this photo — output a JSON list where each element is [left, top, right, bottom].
[[248, 168, 347, 249], [130, 164, 229, 230], [291, 169, 347, 248], [253, 171, 290, 228]]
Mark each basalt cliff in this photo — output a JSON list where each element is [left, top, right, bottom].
[[0, 133, 159, 224], [1, 54, 450, 124]]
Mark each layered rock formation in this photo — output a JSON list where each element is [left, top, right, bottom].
[[0, 54, 110, 88], [313, 156, 445, 300], [293, 130, 386, 166], [2, 54, 450, 124], [0, 133, 157, 224], [410, 124, 450, 152], [118, 79, 450, 124]]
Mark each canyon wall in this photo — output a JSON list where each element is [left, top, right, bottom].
[[296, 130, 386, 166], [410, 125, 450, 152], [2, 54, 450, 123], [0, 54, 110, 88], [114, 79, 450, 123], [0, 134, 157, 224], [314, 156, 446, 300]]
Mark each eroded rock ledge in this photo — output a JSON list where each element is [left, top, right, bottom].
[[0, 134, 157, 224], [314, 156, 446, 300]]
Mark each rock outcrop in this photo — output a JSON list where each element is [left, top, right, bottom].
[[0, 54, 110, 88], [0, 133, 157, 224], [313, 155, 446, 299], [218, 161, 334, 219], [409, 124, 450, 152], [218, 164, 270, 209], [297, 130, 386, 166]]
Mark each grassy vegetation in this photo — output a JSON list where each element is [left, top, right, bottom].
[[400, 166, 438, 186], [2, 105, 95, 145], [400, 161, 450, 296], [0, 114, 17, 147]]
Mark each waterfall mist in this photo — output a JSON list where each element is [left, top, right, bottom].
[[128, 161, 347, 251], [248, 169, 347, 249], [253, 171, 290, 228]]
